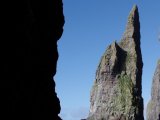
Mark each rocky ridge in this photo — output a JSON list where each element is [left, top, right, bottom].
[[147, 60, 160, 120], [87, 5, 144, 120]]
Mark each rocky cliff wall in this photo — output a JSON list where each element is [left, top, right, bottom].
[[147, 60, 160, 120], [2, 0, 64, 120]]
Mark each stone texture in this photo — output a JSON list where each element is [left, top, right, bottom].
[[87, 5, 144, 120], [147, 60, 160, 120], [2, 0, 64, 120]]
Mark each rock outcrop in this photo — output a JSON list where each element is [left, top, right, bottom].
[[147, 60, 160, 120], [2, 0, 64, 120], [87, 5, 144, 120]]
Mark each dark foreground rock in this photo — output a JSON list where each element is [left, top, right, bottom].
[[147, 60, 160, 120], [2, 0, 64, 120], [87, 5, 144, 120]]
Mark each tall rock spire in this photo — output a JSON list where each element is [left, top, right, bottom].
[[121, 5, 141, 52], [87, 5, 144, 120], [123, 5, 140, 38], [147, 60, 160, 120], [120, 4, 143, 96]]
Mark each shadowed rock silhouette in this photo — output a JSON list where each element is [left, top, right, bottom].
[[2, 0, 64, 119]]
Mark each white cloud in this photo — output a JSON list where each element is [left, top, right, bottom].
[[70, 107, 89, 120], [60, 107, 89, 120]]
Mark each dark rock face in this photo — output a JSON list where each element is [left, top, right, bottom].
[[87, 5, 144, 120], [2, 0, 64, 120], [147, 60, 160, 120]]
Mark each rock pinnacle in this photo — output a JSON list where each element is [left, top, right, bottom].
[[87, 5, 144, 120]]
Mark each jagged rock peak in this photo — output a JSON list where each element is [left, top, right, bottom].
[[126, 4, 139, 32], [147, 59, 160, 120], [121, 4, 140, 49], [87, 5, 144, 120], [127, 5, 139, 24]]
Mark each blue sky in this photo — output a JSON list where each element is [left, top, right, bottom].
[[55, 1, 160, 120]]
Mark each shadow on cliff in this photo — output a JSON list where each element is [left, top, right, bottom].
[[2, 0, 64, 120]]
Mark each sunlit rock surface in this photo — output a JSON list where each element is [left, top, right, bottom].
[[147, 60, 160, 120], [87, 5, 144, 120]]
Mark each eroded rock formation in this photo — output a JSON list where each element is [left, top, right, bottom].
[[147, 60, 160, 120], [2, 0, 64, 120], [87, 5, 144, 120]]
